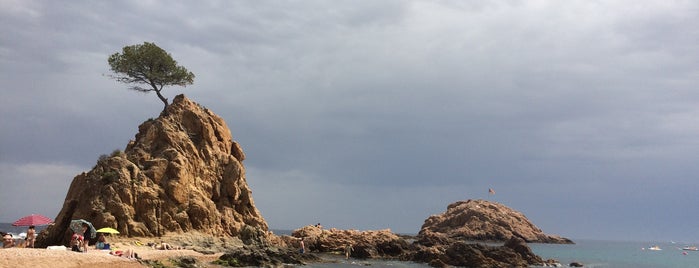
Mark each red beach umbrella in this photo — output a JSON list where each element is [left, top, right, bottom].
[[12, 214, 54, 226]]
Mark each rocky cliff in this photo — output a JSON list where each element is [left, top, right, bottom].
[[419, 199, 572, 244], [39, 95, 267, 246]]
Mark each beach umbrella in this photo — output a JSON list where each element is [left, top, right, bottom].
[[12, 214, 54, 226], [69, 219, 96, 239], [95, 227, 120, 234]]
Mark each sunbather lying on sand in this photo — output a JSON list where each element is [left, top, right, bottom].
[[110, 248, 138, 259], [152, 241, 183, 250]]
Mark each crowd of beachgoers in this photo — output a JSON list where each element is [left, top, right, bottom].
[[1, 226, 222, 268]]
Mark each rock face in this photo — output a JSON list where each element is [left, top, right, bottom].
[[408, 236, 545, 268], [39, 95, 267, 246], [419, 199, 573, 244], [282, 225, 547, 268], [218, 245, 322, 267], [282, 226, 410, 259]]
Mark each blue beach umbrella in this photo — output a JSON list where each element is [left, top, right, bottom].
[[70, 219, 96, 239]]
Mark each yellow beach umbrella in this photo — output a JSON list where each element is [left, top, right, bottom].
[[96, 227, 120, 234]]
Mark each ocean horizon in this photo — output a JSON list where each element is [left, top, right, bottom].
[[3, 223, 697, 267]]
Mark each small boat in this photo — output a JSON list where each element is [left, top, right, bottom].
[[648, 245, 662, 251], [682, 246, 698, 251]]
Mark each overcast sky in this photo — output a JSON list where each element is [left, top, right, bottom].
[[1, 0, 698, 242]]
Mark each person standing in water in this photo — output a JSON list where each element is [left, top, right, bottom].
[[344, 243, 354, 259]]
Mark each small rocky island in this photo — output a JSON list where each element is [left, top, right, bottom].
[[37, 95, 570, 267], [420, 199, 573, 244]]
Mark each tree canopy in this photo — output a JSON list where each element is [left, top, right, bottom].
[[108, 42, 195, 112]]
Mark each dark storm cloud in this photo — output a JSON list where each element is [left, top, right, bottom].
[[1, 0, 698, 239]]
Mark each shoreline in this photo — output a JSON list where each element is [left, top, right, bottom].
[[0, 247, 224, 268], [0, 233, 227, 268]]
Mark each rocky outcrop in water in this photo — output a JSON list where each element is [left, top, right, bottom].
[[402, 199, 571, 267], [278, 225, 548, 267], [273, 200, 570, 267], [280, 225, 410, 259], [38, 95, 267, 247], [407, 236, 544, 268], [419, 199, 573, 244], [218, 245, 322, 267]]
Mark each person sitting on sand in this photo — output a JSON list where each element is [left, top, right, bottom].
[[70, 232, 83, 252], [2, 234, 15, 248], [95, 233, 110, 250]]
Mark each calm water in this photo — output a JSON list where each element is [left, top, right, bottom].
[[4, 224, 696, 267], [306, 240, 699, 268], [273, 230, 699, 267], [531, 240, 699, 268]]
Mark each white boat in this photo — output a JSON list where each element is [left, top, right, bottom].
[[682, 246, 698, 251], [648, 245, 662, 251]]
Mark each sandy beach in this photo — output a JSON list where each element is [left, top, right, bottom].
[[0, 239, 224, 268]]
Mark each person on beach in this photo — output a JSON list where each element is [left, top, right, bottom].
[[110, 248, 138, 259], [299, 237, 305, 254], [95, 233, 110, 249], [26, 225, 36, 248], [152, 241, 182, 250], [80, 223, 90, 252], [2, 234, 15, 248], [70, 233, 83, 252], [344, 243, 353, 259]]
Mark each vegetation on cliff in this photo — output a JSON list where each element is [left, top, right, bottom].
[[108, 42, 195, 112]]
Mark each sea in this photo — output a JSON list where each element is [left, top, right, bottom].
[[3, 224, 696, 267], [304, 240, 699, 268], [1, 223, 49, 238]]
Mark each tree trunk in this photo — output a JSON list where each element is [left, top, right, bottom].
[[155, 88, 169, 113]]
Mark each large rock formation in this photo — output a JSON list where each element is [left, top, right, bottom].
[[282, 225, 410, 259], [419, 199, 572, 244], [408, 200, 563, 267], [408, 236, 545, 268], [280, 225, 548, 267], [39, 95, 267, 246]]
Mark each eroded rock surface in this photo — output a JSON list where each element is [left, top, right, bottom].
[[278, 226, 409, 259], [39, 95, 267, 247], [419, 199, 573, 244]]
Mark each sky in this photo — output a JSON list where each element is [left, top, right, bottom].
[[1, 0, 698, 242]]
